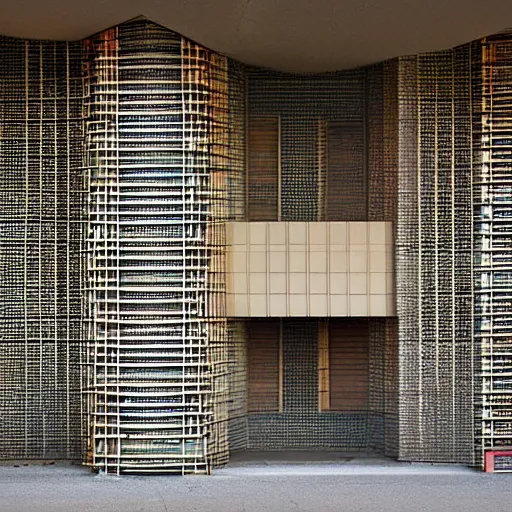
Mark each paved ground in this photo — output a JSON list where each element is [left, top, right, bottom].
[[0, 455, 511, 512]]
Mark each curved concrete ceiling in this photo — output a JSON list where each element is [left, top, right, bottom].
[[0, 1, 510, 72]]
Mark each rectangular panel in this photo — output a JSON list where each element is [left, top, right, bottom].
[[247, 117, 279, 221], [329, 319, 369, 411], [225, 221, 395, 318], [318, 321, 330, 411], [247, 319, 280, 413], [397, 48, 475, 464]]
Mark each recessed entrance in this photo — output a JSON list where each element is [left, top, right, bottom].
[[225, 317, 398, 462]]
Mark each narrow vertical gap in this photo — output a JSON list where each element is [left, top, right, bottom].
[[318, 319, 330, 411]]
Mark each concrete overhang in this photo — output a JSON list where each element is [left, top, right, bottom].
[[0, 1, 510, 72]]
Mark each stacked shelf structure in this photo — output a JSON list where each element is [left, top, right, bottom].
[[474, 33, 512, 471], [83, 20, 221, 474]]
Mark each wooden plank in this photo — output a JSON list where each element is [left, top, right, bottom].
[[318, 320, 330, 411], [329, 319, 369, 411], [247, 319, 280, 413], [247, 117, 279, 221]]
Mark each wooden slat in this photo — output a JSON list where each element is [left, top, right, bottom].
[[329, 319, 369, 411], [318, 320, 330, 411], [247, 319, 280, 413], [247, 117, 279, 221]]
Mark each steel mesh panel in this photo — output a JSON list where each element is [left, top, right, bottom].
[[203, 48, 231, 468], [397, 47, 474, 464], [0, 19, 245, 473], [325, 122, 366, 221], [247, 412, 368, 450], [280, 118, 319, 221], [282, 320, 318, 413], [208, 60, 247, 465], [384, 318, 399, 457], [366, 64, 386, 222], [366, 61, 399, 456], [227, 61, 247, 222], [204, 56, 246, 467], [474, 32, 512, 470], [368, 319, 385, 452], [0, 37, 84, 460]]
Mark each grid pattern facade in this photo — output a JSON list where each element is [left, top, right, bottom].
[[206, 56, 246, 467], [366, 61, 399, 457], [368, 318, 399, 457], [397, 47, 475, 464], [0, 37, 84, 460], [3, 18, 512, 473], [242, 65, 399, 455], [247, 319, 369, 451], [247, 68, 365, 222]]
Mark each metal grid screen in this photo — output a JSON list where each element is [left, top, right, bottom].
[[397, 46, 475, 464], [4, 18, 511, 473], [247, 68, 365, 222], [243, 64, 399, 456], [82, 20, 246, 474], [0, 37, 84, 460]]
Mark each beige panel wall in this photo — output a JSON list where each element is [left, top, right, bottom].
[[225, 222, 395, 317]]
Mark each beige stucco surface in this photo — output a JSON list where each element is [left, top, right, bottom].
[[225, 221, 395, 317]]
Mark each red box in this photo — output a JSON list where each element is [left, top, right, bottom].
[[484, 449, 512, 472]]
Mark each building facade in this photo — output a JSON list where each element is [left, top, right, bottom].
[[0, 19, 511, 473]]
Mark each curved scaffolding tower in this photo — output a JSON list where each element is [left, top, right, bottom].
[[83, 20, 236, 474]]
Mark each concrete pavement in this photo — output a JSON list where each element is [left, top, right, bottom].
[[0, 456, 511, 512]]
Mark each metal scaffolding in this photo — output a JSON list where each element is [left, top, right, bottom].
[[83, 20, 224, 474]]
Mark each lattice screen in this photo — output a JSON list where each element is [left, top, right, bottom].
[[3, 17, 511, 473], [397, 46, 475, 464], [0, 37, 84, 460], [247, 68, 365, 222], [82, 20, 246, 474]]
